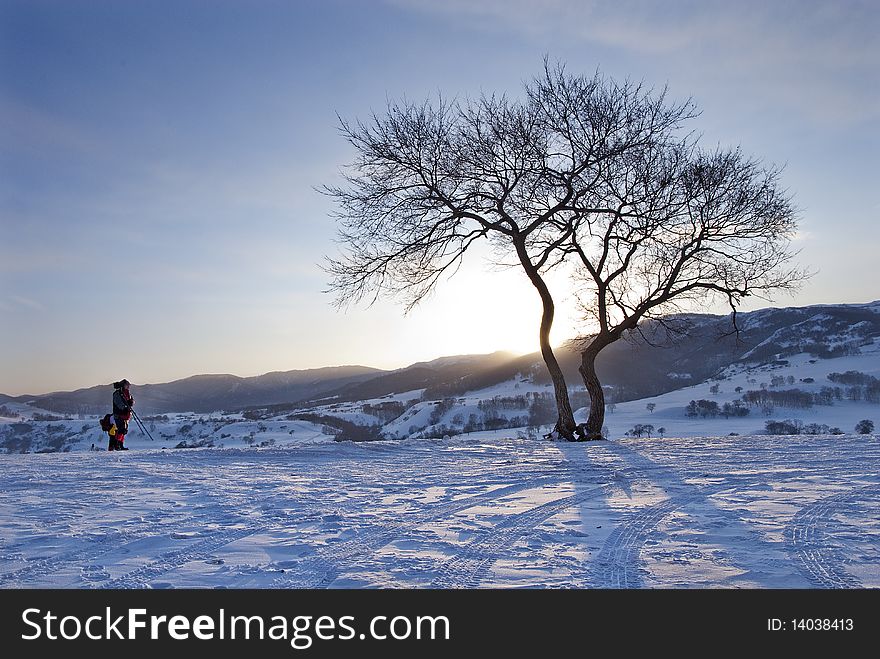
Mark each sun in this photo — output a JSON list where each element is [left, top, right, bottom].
[[396, 260, 581, 360]]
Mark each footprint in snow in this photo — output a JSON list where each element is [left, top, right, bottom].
[[81, 565, 110, 582]]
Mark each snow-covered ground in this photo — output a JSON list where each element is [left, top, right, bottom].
[[1, 432, 878, 588]]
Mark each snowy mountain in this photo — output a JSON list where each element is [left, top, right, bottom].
[[2, 301, 879, 454], [323, 300, 880, 406], [562, 301, 880, 402], [5, 302, 879, 419]]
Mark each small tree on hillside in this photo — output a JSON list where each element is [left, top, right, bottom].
[[855, 419, 874, 434]]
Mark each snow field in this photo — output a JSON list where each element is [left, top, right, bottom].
[[1, 433, 877, 589]]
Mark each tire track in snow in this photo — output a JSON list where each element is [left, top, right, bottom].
[[588, 491, 712, 588], [0, 458, 201, 586], [584, 442, 795, 589], [85, 456, 350, 588], [783, 482, 880, 589], [272, 475, 564, 588], [94, 498, 314, 589], [430, 484, 612, 588], [275, 441, 616, 588], [88, 449, 564, 588], [0, 528, 130, 587], [576, 441, 698, 589], [0, 460, 267, 587]]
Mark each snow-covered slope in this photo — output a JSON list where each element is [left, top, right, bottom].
[[3, 336, 878, 451], [600, 339, 880, 439]]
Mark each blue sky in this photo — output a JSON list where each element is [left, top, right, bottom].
[[1, 0, 877, 395]]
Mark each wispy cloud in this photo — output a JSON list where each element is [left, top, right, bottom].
[[389, 0, 880, 126], [9, 295, 45, 311], [0, 96, 103, 157]]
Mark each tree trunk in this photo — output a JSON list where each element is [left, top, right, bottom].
[[578, 346, 606, 440], [513, 241, 578, 440], [538, 300, 578, 440]]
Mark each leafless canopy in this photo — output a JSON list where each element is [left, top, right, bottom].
[[323, 62, 698, 312], [567, 141, 805, 344]]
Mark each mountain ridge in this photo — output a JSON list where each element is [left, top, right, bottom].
[[5, 301, 879, 414]]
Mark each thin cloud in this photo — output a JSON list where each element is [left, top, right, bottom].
[[0, 96, 103, 157], [9, 295, 45, 311], [389, 0, 880, 126]]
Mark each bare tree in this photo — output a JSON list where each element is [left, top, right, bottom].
[[551, 87, 807, 438], [324, 63, 695, 440], [323, 61, 804, 441]]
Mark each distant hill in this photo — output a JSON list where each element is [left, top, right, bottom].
[[538, 301, 880, 403], [8, 366, 383, 414], [5, 301, 879, 414], [357, 301, 880, 404], [313, 352, 518, 404]]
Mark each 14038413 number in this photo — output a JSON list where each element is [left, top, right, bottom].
[[791, 619, 854, 631]]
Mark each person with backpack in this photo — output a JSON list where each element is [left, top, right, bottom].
[[110, 379, 134, 450]]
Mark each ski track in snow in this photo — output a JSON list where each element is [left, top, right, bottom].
[[1, 434, 878, 588]]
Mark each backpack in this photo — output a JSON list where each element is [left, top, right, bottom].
[[99, 414, 114, 432]]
